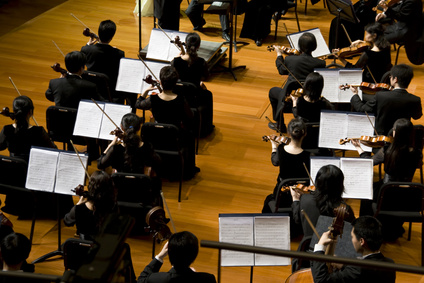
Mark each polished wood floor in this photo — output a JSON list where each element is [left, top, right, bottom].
[[1, 0, 424, 281]]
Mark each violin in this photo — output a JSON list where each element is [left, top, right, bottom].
[[51, 63, 68, 77], [373, 0, 402, 11], [262, 134, 291, 145], [339, 135, 393, 148], [339, 82, 393, 94], [83, 28, 99, 42], [171, 36, 186, 55], [285, 88, 304, 102], [267, 45, 301, 56], [282, 183, 315, 195], [143, 75, 163, 93], [0, 107, 15, 120], [333, 42, 372, 58], [71, 184, 89, 198], [110, 127, 125, 140], [146, 206, 172, 243]]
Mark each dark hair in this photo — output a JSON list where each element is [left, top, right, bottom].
[[88, 171, 117, 229], [390, 64, 413, 88], [298, 32, 317, 54], [185, 33, 201, 66], [65, 51, 87, 73], [385, 118, 414, 173], [1, 233, 31, 266], [160, 66, 179, 91], [365, 22, 390, 50], [12, 96, 34, 133], [352, 216, 383, 251], [168, 231, 199, 270], [288, 118, 307, 141], [98, 20, 116, 43], [121, 113, 143, 172], [303, 72, 323, 102], [314, 165, 345, 215]]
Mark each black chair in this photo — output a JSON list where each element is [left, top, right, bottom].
[[63, 238, 94, 271], [413, 125, 424, 184], [274, 0, 300, 39], [141, 122, 186, 202], [82, 70, 112, 102], [268, 178, 310, 213], [372, 182, 424, 265]]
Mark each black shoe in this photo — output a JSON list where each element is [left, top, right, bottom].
[[222, 31, 231, 42], [268, 122, 278, 131], [193, 19, 206, 31], [256, 39, 263, 46]]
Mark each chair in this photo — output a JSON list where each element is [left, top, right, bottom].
[[372, 182, 424, 265], [63, 238, 94, 271], [82, 70, 112, 102], [141, 122, 186, 202], [268, 178, 310, 213], [302, 0, 326, 15], [413, 125, 424, 184], [274, 0, 300, 39]]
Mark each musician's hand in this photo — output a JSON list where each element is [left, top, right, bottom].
[[200, 81, 207, 90], [350, 85, 359, 95], [274, 45, 283, 57], [351, 139, 364, 155], [190, 267, 197, 272], [157, 242, 169, 260], [141, 85, 157, 98], [351, 40, 364, 47], [378, 0, 388, 10], [87, 37, 98, 46], [290, 187, 301, 201], [291, 95, 298, 106], [270, 140, 278, 152], [76, 195, 87, 205], [376, 12, 387, 22], [60, 74, 66, 78], [331, 262, 344, 271], [318, 231, 334, 246]]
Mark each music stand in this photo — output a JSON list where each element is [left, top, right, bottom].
[[326, 0, 358, 49]]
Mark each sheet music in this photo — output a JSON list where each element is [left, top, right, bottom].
[[288, 28, 330, 58], [98, 103, 131, 140], [26, 147, 58, 192], [344, 114, 374, 152], [55, 152, 88, 195], [146, 29, 188, 61], [73, 100, 104, 139], [116, 58, 146, 94], [140, 61, 169, 91], [319, 111, 348, 148], [338, 69, 363, 102], [219, 216, 254, 266], [310, 157, 341, 183], [315, 69, 339, 102], [254, 216, 290, 266], [340, 158, 373, 199]]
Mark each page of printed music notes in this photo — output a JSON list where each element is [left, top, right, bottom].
[[55, 152, 88, 195], [315, 69, 339, 103], [26, 147, 58, 192], [310, 156, 341, 183], [288, 28, 330, 58], [116, 58, 146, 94], [346, 113, 375, 151], [254, 216, 290, 266], [98, 103, 131, 141], [340, 158, 373, 199], [147, 29, 188, 62], [73, 100, 104, 139], [219, 216, 254, 266]]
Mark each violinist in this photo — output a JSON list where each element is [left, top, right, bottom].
[[45, 51, 103, 108], [337, 23, 392, 84], [171, 33, 214, 136], [350, 64, 422, 135], [268, 33, 326, 132], [311, 216, 395, 283]]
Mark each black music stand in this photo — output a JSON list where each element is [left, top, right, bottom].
[[138, 0, 142, 54], [326, 0, 358, 49]]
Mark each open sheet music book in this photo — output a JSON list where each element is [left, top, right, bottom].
[[26, 147, 87, 195], [116, 58, 167, 94], [319, 110, 375, 151], [314, 68, 363, 102], [287, 28, 330, 58], [73, 100, 131, 141], [310, 156, 373, 199], [146, 28, 188, 62], [219, 214, 290, 266]]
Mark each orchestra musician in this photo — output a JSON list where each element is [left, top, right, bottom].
[[171, 32, 214, 137], [350, 64, 422, 136], [311, 216, 396, 283], [268, 33, 326, 133], [46, 51, 104, 108], [154, 0, 182, 31], [337, 22, 392, 84]]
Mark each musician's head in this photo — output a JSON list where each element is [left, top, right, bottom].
[[351, 216, 383, 253], [287, 118, 307, 141], [160, 66, 179, 91], [121, 113, 142, 133], [13, 96, 34, 130], [304, 72, 323, 101], [98, 20, 117, 43], [364, 22, 390, 50], [65, 51, 87, 73], [392, 118, 413, 147], [168, 231, 199, 270], [186, 32, 201, 57], [314, 165, 345, 213], [121, 113, 143, 164], [1, 233, 31, 271], [298, 32, 317, 54], [390, 64, 413, 88], [88, 171, 117, 224]]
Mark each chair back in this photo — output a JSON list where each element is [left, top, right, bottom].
[[0, 155, 27, 190], [82, 70, 112, 102], [63, 238, 94, 271], [112, 173, 155, 206]]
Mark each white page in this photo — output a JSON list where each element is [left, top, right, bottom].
[[98, 103, 131, 140], [219, 216, 254, 266], [318, 111, 348, 149], [73, 100, 104, 139], [340, 158, 373, 199], [288, 28, 330, 58], [343, 114, 374, 152], [167, 31, 188, 61], [254, 216, 290, 266], [147, 29, 188, 61], [140, 61, 169, 92], [338, 69, 363, 102], [310, 157, 341, 183], [116, 58, 146, 94], [55, 152, 88, 195], [315, 69, 339, 102], [26, 147, 58, 192]]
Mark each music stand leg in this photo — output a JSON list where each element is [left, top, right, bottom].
[[250, 266, 253, 283]]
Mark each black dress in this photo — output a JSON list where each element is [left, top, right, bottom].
[[293, 97, 334, 123]]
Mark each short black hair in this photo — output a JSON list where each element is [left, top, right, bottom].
[[303, 72, 323, 101], [159, 66, 179, 91], [288, 118, 307, 141], [168, 231, 199, 270], [298, 32, 317, 54], [1, 233, 31, 266], [352, 216, 383, 252], [98, 20, 116, 43], [390, 64, 413, 88], [65, 51, 87, 73]]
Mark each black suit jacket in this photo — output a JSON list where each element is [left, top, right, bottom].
[[137, 258, 217, 283], [45, 75, 102, 108], [384, 0, 423, 42], [311, 252, 396, 283], [350, 88, 422, 135]]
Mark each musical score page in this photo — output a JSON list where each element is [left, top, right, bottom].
[[146, 29, 188, 61], [310, 156, 341, 183], [73, 100, 104, 139], [345, 114, 375, 152], [287, 28, 330, 58], [340, 158, 373, 199], [319, 111, 348, 149], [338, 69, 363, 102], [254, 216, 290, 266], [98, 103, 131, 140], [315, 69, 339, 102], [26, 147, 58, 192], [116, 58, 146, 94], [55, 152, 88, 195]]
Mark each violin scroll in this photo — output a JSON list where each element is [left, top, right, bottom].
[[0, 107, 15, 120], [83, 28, 99, 42], [51, 63, 68, 77], [143, 75, 163, 93], [110, 127, 125, 140], [71, 184, 88, 198]]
